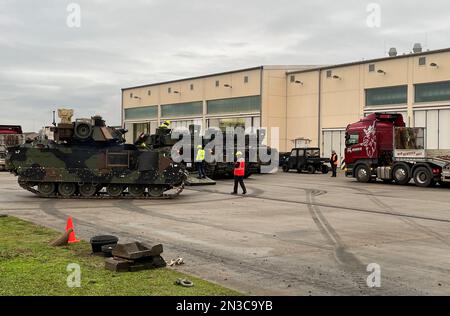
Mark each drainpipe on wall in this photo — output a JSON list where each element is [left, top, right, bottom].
[[318, 69, 322, 150], [285, 71, 288, 151]]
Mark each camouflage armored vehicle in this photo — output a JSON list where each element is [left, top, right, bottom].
[[6, 110, 186, 198]]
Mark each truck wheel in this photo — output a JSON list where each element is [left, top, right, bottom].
[[321, 165, 329, 174], [306, 165, 316, 174], [392, 164, 411, 185], [413, 167, 434, 188], [282, 165, 289, 173], [355, 165, 371, 183]]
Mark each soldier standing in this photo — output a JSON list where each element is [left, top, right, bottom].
[[231, 151, 247, 195]]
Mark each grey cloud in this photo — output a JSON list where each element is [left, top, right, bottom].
[[0, 0, 449, 131]]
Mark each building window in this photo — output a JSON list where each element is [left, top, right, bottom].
[[190, 84, 194, 90], [207, 95, 261, 115], [415, 81, 450, 103], [369, 64, 375, 72], [168, 87, 171, 93], [130, 93, 133, 98], [215, 80, 220, 87], [290, 75, 295, 83], [124, 106, 158, 121], [244, 76, 249, 83], [161, 101, 203, 118], [148, 90, 151, 96], [326, 70, 332, 78], [419, 57, 426, 66], [366, 85, 408, 106]]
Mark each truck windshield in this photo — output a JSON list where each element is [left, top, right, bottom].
[[346, 133, 359, 147]]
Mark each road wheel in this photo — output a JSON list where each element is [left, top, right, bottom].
[[392, 164, 411, 185], [355, 165, 371, 183], [106, 184, 124, 197], [38, 182, 55, 196], [282, 165, 289, 173], [148, 186, 164, 197], [413, 167, 434, 187], [79, 183, 97, 197], [58, 183, 76, 197], [321, 165, 329, 174], [306, 165, 316, 174], [128, 185, 145, 197]]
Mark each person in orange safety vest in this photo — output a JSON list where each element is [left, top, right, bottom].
[[231, 151, 247, 195], [331, 150, 338, 177]]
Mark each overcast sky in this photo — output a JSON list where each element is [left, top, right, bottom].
[[1, 0, 449, 131]]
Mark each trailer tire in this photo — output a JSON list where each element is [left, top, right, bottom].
[[413, 167, 434, 188], [392, 164, 411, 185], [282, 165, 289, 173], [321, 165, 329, 174], [355, 165, 371, 183]]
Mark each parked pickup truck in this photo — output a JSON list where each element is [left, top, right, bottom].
[[282, 147, 330, 174], [0, 125, 24, 170]]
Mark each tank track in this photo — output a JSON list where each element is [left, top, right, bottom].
[[18, 181, 184, 200]]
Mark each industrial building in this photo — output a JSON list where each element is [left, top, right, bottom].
[[122, 46, 450, 160]]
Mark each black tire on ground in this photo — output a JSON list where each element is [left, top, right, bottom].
[[58, 183, 77, 197], [306, 165, 316, 174], [392, 164, 411, 185], [282, 165, 289, 173], [355, 165, 372, 183], [321, 165, 329, 174], [38, 182, 56, 196], [148, 186, 164, 197], [413, 167, 434, 188], [128, 185, 145, 197], [106, 184, 124, 197], [439, 181, 450, 188], [79, 183, 97, 197]]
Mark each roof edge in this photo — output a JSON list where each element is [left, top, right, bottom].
[[286, 47, 450, 75]]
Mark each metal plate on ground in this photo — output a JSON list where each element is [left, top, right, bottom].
[[185, 174, 216, 186]]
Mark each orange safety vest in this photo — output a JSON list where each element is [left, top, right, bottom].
[[234, 159, 245, 176], [331, 154, 338, 166]]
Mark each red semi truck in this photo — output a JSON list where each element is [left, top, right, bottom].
[[0, 125, 24, 170], [344, 113, 450, 187]]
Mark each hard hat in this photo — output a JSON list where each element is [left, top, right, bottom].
[[236, 151, 243, 157], [197, 145, 202, 149], [164, 120, 171, 125]]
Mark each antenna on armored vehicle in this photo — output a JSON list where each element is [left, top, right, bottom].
[[52, 110, 56, 127]]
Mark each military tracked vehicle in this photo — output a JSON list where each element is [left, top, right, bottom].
[[6, 110, 187, 198]]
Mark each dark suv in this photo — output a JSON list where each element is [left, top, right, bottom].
[[282, 148, 330, 174]]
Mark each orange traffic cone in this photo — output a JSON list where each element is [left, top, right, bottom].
[[65, 216, 80, 243]]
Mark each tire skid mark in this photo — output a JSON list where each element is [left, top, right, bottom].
[[37, 200, 358, 295], [348, 187, 450, 247], [305, 189, 370, 294], [186, 187, 450, 224]]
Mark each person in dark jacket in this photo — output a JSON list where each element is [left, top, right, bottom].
[[331, 150, 338, 177]]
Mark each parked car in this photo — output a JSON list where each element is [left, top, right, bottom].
[[282, 148, 330, 174]]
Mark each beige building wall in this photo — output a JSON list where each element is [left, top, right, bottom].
[[121, 48, 450, 155], [286, 48, 450, 156]]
